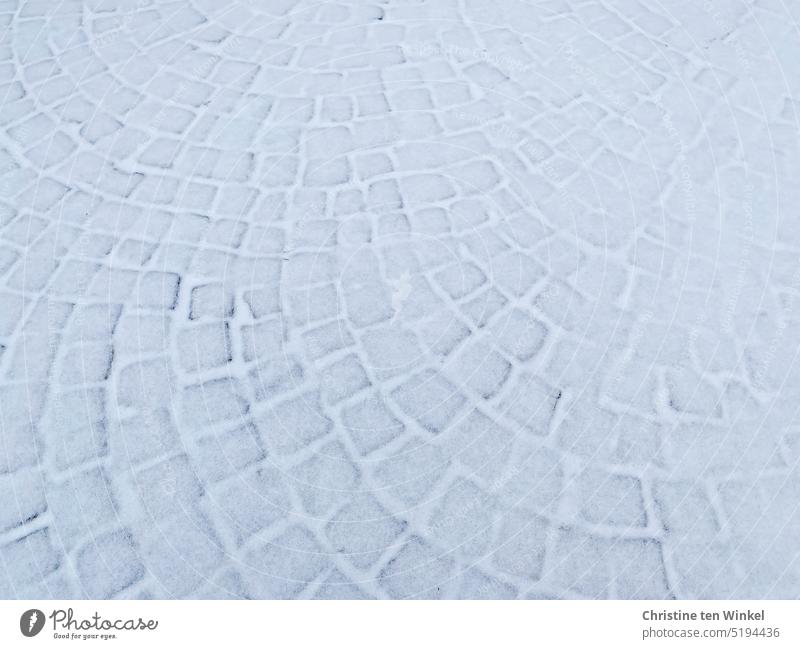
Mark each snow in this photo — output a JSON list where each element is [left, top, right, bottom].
[[378, 536, 454, 599], [75, 529, 143, 599], [47, 467, 117, 549], [0, 467, 46, 533], [0, 0, 799, 601], [243, 526, 329, 598], [325, 493, 406, 570]]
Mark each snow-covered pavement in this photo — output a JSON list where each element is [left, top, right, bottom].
[[1, 0, 799, 599]]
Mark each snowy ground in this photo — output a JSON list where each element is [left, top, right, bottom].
[[1, 0, 799, 599]]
